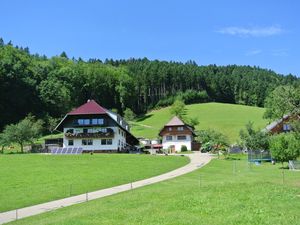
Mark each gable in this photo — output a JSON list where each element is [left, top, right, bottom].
[[159, 125, 194, 137]]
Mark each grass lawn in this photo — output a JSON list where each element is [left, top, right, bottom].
[[0, 154, 188, 212], [10, 156, 300, 225], [131, 102, 268, 143]]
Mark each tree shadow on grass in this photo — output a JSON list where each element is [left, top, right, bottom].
[[135, 114, 153, 122], [279, 166, 289, 170], [6, 151, 26, 155], [225, 156, 241, 161]]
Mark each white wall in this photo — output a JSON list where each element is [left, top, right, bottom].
[[63, 126, 127, 151], [162, 135, 192, 152]]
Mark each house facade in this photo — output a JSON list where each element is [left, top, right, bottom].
[[55, 100, 139, 153], [264, 114, 300, 134], [159, 116, 198, 152]]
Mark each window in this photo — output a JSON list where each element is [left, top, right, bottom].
[[98, 119, 104, 125], [168, 127, 172, 131], [78, 119, 91, 125], [177, 127, 184, 131], [68, 140, 74, 146], [78, 119, 84, 125], [177, 135, 187, 140], [82, 139, 93, 145], [101, 139, 113, 145], [92, 118, 104, 125], [100, 128, 107, 133], [66, 129, 74, 133], [166, 136, 172, 141], [83, 128, 93, 133]]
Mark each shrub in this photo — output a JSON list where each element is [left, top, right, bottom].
[[181, 145, 188, 152]]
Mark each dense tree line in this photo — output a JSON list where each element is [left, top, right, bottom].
[[0, 38, 299, 131]]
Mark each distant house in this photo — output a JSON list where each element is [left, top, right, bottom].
[[264, 114, 300, 134], [55, 100, 139, 153], [138, 138, 163, 154], [159, 116, 200, 152]]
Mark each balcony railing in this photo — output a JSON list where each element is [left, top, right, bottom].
[[65, 128, 114, 139]]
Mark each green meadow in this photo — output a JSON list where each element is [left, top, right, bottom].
[[0, 154, 188, 212], [131, 102, 268, 143], [9, 156, 300, 225]]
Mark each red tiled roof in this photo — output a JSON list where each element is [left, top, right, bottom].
[[165, 116, 185, 126], [68, 100, 107, 115]]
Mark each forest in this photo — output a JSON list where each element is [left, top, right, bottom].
[[0, 38, 299, 131]]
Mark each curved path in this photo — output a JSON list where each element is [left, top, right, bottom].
[[0, 152, 212, 224]]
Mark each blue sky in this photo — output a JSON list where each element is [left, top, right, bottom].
[[1, 0, 299, 76]]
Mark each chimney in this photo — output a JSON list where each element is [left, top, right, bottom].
[[87, 99, 91, 102]]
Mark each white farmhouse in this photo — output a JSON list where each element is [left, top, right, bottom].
[[159, 116, 199, 152], [55, 100, 139, 153]]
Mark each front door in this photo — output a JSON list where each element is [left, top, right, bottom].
[[170, 145, 175, 153]]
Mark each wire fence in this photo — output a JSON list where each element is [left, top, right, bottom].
[[1, 181, 116, 212]]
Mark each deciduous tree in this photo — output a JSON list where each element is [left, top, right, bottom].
[[123, 108, 136, 122], [239, 122, 269, 150], [264, 85, 300, 120], [170, 99, 186, 119], [269, 133, 300, 166], [2, 116, 43, 153]]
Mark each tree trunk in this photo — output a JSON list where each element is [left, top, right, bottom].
[[20, 142, 23, 153]]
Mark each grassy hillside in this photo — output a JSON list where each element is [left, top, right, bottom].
[[10, 157, 300, 225], [0, 154, 188, 212], [131, 103, 268, 143]]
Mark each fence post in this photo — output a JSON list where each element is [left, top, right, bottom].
[[86, 192, 88, 202], [199, 174, 202, 188], [282, 168, 285, 184], [232, 160, 237, 174], [131, 182, 133, 190], [16, 209, 18, 220], [69, 184, 72, 196]]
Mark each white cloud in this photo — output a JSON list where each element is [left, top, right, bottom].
[[245, 49, 262, 56], [217, 26, 283, 37]]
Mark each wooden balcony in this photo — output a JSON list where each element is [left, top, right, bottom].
[[65, 128, 114, 139]]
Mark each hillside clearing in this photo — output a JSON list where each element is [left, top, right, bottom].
[[131, 103, 268, 143]]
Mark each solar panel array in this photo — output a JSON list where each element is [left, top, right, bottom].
[[51, 147, 83, 155]]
